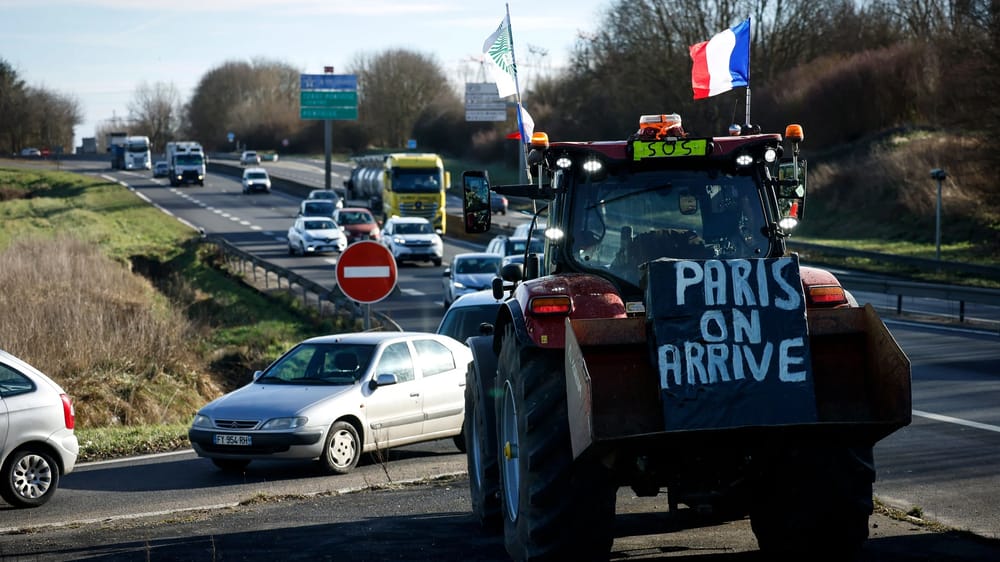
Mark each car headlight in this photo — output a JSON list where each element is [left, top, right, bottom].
[[191, 414, 213, 428], [393, 236, 407, 245], [453, 281, 467, 289], [261, 417, 308, 430]]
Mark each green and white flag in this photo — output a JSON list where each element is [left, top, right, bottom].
[[483, 15, 517, 98]]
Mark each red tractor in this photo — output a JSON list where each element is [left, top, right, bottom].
[[460, 114, 912, 560]]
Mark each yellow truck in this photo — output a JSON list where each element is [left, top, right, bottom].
[[345, 153, 449, 233]]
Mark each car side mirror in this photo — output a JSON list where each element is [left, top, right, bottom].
[[369, 373, 398, 390]]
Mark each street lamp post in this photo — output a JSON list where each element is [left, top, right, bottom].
[[930, 168, 948, 262]]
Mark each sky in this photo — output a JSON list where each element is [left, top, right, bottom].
[[0, 0, 613, 151]]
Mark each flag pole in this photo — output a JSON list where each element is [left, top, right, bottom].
[[744, 16, 752, 127], [505, 3, 531, 183]]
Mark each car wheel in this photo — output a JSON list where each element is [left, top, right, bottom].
[[318, 421, 361, 475], [433, 258, 442, 267], [211, 458, 250, 473], [288, 242, 296, 256], [299, 241, 307, 255], [0, 447, 61, 508]]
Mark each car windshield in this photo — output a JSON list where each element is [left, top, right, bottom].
[[338, 211, 374, 225], [456, 257, 501, 274], [176, 154, 204, 165], [566, 168, 771, 288], [256, 343, 376, 385], [305, 220, 336, 230], [395, 222, 432, 235], [391, 168, 441, 194], [438, 304, 501, 343], [310, 191, 337, 200], [246, 172, 268, 180], [507, 237, 544, 255]]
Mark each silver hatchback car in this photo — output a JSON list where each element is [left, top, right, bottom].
[[0, 349, 79, 508], [188, 331, 472, 474]]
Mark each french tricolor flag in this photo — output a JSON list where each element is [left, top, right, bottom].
[[689, 18, 751, 100]]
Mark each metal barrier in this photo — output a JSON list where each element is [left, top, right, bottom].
[[201, 235, 401, 331]]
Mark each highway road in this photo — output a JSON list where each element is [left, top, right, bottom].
[[1, 157, 998, 559]]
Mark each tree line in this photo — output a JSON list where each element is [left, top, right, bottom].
[[0, 59, 81, 156], [2, 0, 997, 161]]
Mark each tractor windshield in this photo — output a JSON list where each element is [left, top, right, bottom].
[[566, 168, 772, 288]]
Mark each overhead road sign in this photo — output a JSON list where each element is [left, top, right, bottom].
[[465, 82, 506, 122], [300, 74, 357, 90], [300, 73, 358, 121], [301, 91, 359, 106]]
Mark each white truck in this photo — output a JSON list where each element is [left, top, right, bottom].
[[123, 136, 152, 170], [165, 141, 206, 186]]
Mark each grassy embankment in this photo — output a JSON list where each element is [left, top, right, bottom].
[[0, 166, 357, 461]]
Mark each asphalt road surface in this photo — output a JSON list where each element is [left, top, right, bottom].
[[4, 475, 1000, 562]]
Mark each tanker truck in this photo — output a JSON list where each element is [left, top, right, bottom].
[[344, 153, 449, 233], [459, 113, 912, 560]]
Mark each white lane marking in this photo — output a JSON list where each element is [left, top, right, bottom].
[[913, 410, 1000, 433], [400, 288, 423, 296]]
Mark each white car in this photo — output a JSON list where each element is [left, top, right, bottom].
[[241, 167, 271, 194], [0, 349, 79, 508], [152, 160, 169, 178], [287, 216, 347, 256], [441, 252, 502, 309], [188, 331, 472, 474], [436, 289, 504, 344], [240, 150, 260, 166], [381, 216, 443, 267]]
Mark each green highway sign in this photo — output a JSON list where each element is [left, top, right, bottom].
[[300, 90, 358, 106], [300, 106, 359, 120], [300, 73, 358, 121]]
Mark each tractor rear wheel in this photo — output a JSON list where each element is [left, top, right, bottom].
[[496, 326, 617, 561]]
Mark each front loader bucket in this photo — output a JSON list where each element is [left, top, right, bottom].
[[564, 304, 911, 460]]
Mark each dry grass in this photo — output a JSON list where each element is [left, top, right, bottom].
[[800, 131, 999, 262], [0, 236, 221, 428]]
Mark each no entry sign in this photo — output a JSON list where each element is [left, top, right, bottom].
[[335, 241, 398, 304]]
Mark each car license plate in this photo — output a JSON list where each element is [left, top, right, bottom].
[[214, 434, 252, 446]]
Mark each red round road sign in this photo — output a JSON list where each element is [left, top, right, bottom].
[[335, 241, 398, 304]]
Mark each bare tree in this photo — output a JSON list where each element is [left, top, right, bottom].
[[187, 58, 303, 151], [128, 81, 183, 152], [350, 49, 459, 148]]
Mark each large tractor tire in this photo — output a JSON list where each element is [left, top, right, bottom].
[[749, 445, 875, 561], [496, 326, 617, 561], [465, 359, 501, 530]]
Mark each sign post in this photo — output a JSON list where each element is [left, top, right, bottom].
[[335, 241, 398, 329]]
